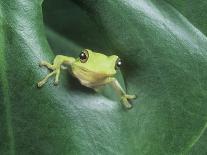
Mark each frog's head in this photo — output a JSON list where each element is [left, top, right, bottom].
[[73, 49, 122, 77]]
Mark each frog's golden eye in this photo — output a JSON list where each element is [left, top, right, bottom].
[[79, 50, 89, 63], [115, 58, 122, 69]]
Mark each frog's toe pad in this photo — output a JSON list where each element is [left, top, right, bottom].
[[125, 102, 133, 109], [121, 96, 133, 109], [37, 81, 45, 87], [54, 81, 59, 86]]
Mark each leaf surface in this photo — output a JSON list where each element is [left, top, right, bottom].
[[1, 0, 207, 154]]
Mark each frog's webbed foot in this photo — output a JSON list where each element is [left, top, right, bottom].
[[37, 60, 61, 87], [121, 94, 136, 109], [38, 55, 75, 87]]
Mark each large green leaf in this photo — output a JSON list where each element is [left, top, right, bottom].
[[1, 0, 207, 154], [0, 1, 125, 155], [164, 0, 207, 36]]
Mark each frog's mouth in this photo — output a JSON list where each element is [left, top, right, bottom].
[[72, 65, 116, 79], [73, 65, 116, 76]]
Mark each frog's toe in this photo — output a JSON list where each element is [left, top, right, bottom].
[[37, 80, 45, 87], [125, 102, 133, 109], [54, 80, 59, 86], [125, 94, 136, 100], [121, 96, 133, 109], [39, 61, 44, 67]]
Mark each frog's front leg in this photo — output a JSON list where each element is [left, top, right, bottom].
[[37, 55, 75, 87], [110, 78, 136, 109]]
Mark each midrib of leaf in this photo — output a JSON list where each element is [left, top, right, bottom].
[[184, 122, 207, 154], [159, 2, 207, 154], [0, 6, 15, 155], [149, 0, 207, 154]]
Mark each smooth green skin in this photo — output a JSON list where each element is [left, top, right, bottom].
[[1, 0, 207, 155], [37, 49, 136, 108]]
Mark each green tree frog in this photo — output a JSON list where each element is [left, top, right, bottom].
[[37, 49, 136, 108]]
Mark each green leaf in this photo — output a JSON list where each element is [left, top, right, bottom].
[[164, 0, 207, 36], [1, 0, 207, 154]]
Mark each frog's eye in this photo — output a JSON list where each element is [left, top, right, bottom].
[[115, 58, 122, 69], [79, 50, 89, 63]]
